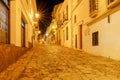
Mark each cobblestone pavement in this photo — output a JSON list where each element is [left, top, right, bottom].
[[0, 45, 120, 80]]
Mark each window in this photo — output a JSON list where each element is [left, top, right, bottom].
[[66, 27, 68, 40], [65, 5, 68, 20], [63, 5, 68, 22], [63, 12, 65, 22], [0, 0, 9, 43], [35, 26, 38, 29], [63, 30, 65, 42], [108, 0, 115, 4], [89, 0, 98, 17], [3, 0, 9, 5], [92, 31, 99, 46], [75, 34, 77, 48], [108, 15, 110, 23], [21, 19, 26, 47], [26, 0, 28, 5]]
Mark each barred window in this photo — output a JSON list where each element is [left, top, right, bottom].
[[89, 0, 98, 13], [0, 0, 9, 43], [92, 31, 99, 46]]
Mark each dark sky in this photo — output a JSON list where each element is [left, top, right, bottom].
[[36, 0, 64, 34]]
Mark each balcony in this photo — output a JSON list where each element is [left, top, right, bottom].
[[57, 20, 63, 28], [63, 14, 68, 23], [89, 9, 98, 18], [107, 0, 120, 9]]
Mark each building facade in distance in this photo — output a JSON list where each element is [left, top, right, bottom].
[[52, 0, 72, 48]]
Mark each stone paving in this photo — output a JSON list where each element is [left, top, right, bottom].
[[0, 45, 120, 80]]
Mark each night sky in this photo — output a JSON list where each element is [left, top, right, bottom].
[[36, 0, 64, 34]]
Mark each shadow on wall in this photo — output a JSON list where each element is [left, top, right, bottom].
[[0, 44, 28, 72], [28, 42, 33, 48]]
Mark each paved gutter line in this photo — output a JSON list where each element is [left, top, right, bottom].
[[6, 49, 35, 80]]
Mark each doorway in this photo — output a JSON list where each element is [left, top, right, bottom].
[[75, 34, 77, 48], [21, 20, 25, 47], [79, 25, 82, 49]]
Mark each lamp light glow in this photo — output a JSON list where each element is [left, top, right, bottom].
[[35, 13, 39, 18]]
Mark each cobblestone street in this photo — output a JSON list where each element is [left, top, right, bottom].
[[0, 45, 120, 80]]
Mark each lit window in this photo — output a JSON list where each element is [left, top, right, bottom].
[[92, 31, 99, 46]]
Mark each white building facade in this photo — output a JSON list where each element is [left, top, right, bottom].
[[53, 0, 120, 60], [10, 0, 37, 47]]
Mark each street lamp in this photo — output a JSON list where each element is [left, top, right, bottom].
[[38, 30, 41, 34], [33, 13, 40, 45], [35, 13, 40, 18], [45, 33, 48, 36], [52, 26, 56, 29]]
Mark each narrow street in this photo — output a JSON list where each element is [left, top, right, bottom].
[[0, 45, 120, 80]]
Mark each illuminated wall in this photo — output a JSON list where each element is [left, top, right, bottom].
[[53, 0, 120, 60], [10, 0, 37, 47]]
